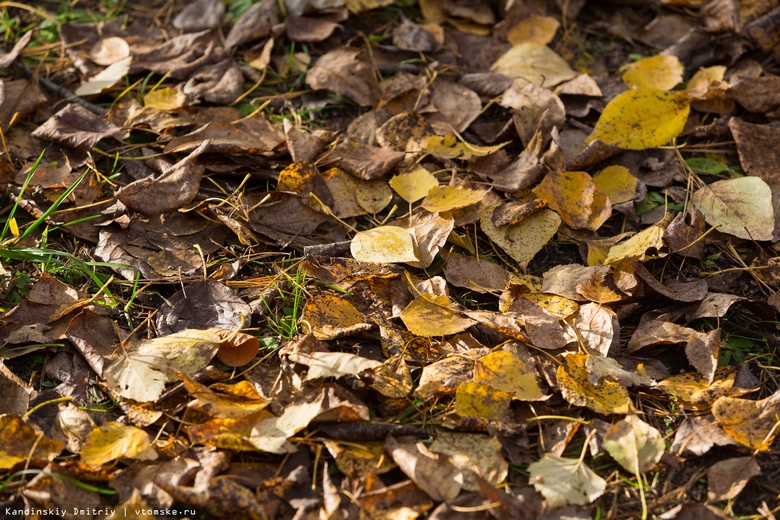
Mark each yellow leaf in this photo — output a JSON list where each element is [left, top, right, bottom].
[[480, 207, 561, 270], [300, 295, 368, 340], [557, 354, 631, 414], [412, 135, 507, 160], [524, 293, 579, 319], [389, 168, 439, 203], [420, 185, 486, 213], [622, 55, 684, 91], [8, 217, 18, 238], [657, 369, 754, 410], [144, 86, 187, 110], [586, 88, 690, 150], [533, 171, 611, 231], [454, 381, 511, 420], [81, 422, 156, 466], [474, 350, 547, 401], [712, 391, 780, 451], [691, 177, 774, 241], [345, 0, 393, 13], [350, 226, 419, 264], [604, 225, 666, 264], [0, 415, 64, 469], [278, 162, 319, 194], [176, 371, 270, 418], [491, 43, 577, 87], [592, 165, 638, 204], [400, 294, 477, 337], [430, 432, 508, 491]]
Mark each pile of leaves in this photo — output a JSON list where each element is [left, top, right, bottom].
[[1, 0, 780, 518]]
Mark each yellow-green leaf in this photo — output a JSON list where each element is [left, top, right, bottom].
[[586, 88, 690, 150], [144, 86, 187, 110], [691, 176, 774, 241], [603, 415, 665, 473]]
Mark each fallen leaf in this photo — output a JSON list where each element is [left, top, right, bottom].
[[224, 0, 277, 50], [707, 457, 760, 502], [533, 170, 611, 230], [0, 415, 64, 469], [592, 165, 638, 204], [420, 186, 487, 213], [173, 0, 225, 32], [480, 207, 561, 270], [507, 15, 560, 45], [289, 351, 382, 380], [300, 295, 370, 340], [622, 55, 684, 90], [528, 454, 606, 507], [75, 56, 132, 96], [429, 432, 508, 491], [31, 104, 121, 151], [474, 349, 547, 401], [412, 135, 507, 160], [81, 422, 156, 466], [385, 436, 463, 502], [400, 294, 477, 337], [351, 226, 419, 264], [691, 176, 774, 241], [603, 415, 665, 473], [454, 381, 512, 420], [712, 390, 780, 451], [144, 87, 187, 110], [103, 328, 226, 402], [389, 168, 439, 203], [604, 225, 666, 264], [586, 88, 690, 150], [585, 357, 654, 387], [491, 43, 577, 87], [307, 47, 381, 106], [671, 414, 736, 456], [557, 354, 632, 414]]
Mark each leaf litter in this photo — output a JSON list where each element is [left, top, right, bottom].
[[1, 0, 780, 518]]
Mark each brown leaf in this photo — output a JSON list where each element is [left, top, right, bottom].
[[157, 280, 251, 335], [707, 457, 760, 502], [385, 436, 463, 502], [31, 104, 120, 151], [224, 0, 277, 50], [183, 59, 244, 104], [173, 0, 225, 32], [286, 15, 341, 42], [116, 140, 208, 215], [306, 47, 381, 106], [328, 139, 405, 180], [0, 415, 64, 469], [131, 30, 219, 79]]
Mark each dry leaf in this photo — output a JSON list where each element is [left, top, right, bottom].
[[491, 43, 577, 87], [420, 185, 486, 213], [385, 436, 463, 502], [0, 415, 64, 469], [707, 457, 760, 502], [429, 432, 508, 491], [533, 170, 611, 230], [557, 354, 632, 414], [351, 226, 419, 264], [622, 55, 684, 90], [75, 56, 132, 96], [603, 415, 665, 473], [289, 351, 382, 380], [81, 422, 156, 466], [480, 207, 561, 270], [400, 294, 477, 337], [712, 390, 780, 451], [474, 350, 547, 401], [389, 168, 439, 203], [300, 295, 370, 340]]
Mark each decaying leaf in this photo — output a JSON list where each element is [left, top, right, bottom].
[[712, 390, 780, 451], [707, 457, 760, 502], [429, 432, 508, 491], [557, 354, 632, 414], [289, 351, 382, 380], [533, 170, 611, 230], [300, 295, 370, 340], [385, 436, 463, 502], [0, 415, 64, 469]]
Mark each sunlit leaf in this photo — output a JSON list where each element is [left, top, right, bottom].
[[454, 381, 512, 420], [592, 165, 638, 204], [289, 351, 382, 381], [389, 168, 439, 203], [480, 207, 561, 270], [586, 88, 690, 150], [0, 415, 64, 469], [557, 354, 631, 414], [400, 294, 477, 337], [350, 226, 419, 264], [300, 295, 369, 340], [474, 350, 547, 401], [420, 186, 486, 213], [81, 422, 156, 466], [603, 415, 665, 473], [75, 56, 132, 96], [533, 170, 611, 230], [144, 87, 187, 110]]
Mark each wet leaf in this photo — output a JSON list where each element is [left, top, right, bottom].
[[603, 415, 665, 473], [528, 454, 606, 507], [691, 176, 774, 241], [81, 422, 156, 466], [586, 88, 690, 150]]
